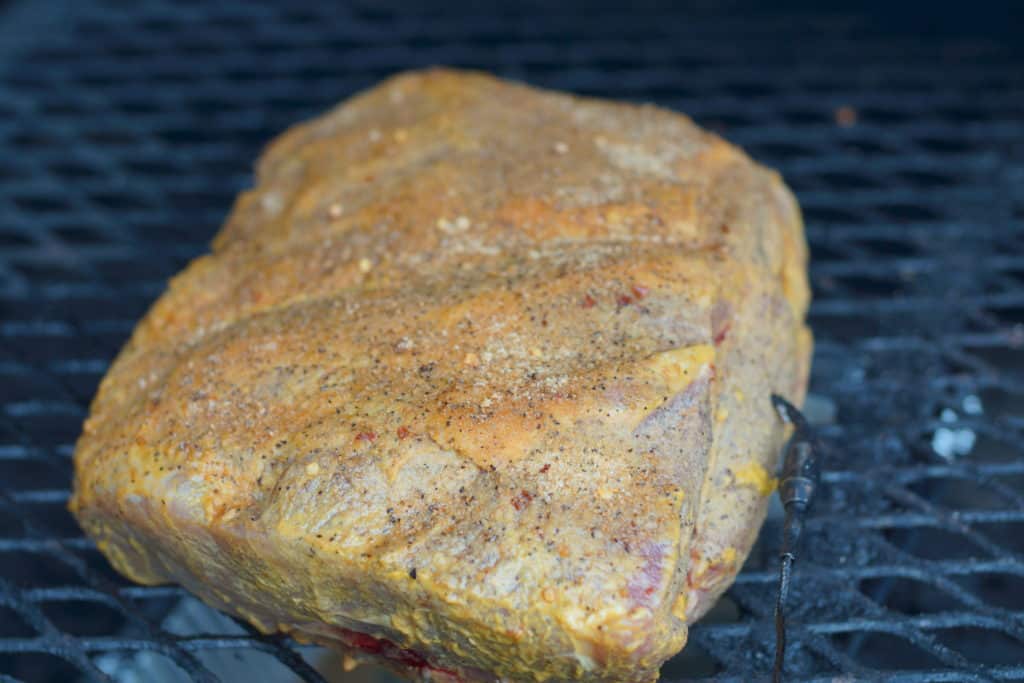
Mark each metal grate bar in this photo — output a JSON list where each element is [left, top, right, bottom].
[[1, 1, 1023, 681]]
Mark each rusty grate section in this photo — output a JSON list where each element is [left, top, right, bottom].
[[1, 1, 1023, 681]]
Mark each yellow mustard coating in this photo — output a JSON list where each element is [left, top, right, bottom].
[[70, 69, 810, 682], [731, 461, 778, 497]]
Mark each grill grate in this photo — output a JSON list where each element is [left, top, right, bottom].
[[1, 1, 1023, 681]]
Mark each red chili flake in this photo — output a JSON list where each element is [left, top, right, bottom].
[[581, 294, 597, 308], [617, 294, 634, 306], [720, 223, 731, 234], [511, 490, 534, 511], [714, 321, 731, 345], [355, 431, 377, 443], [539, 463, 551, 474], [396, 426, 412, 440], [631, 284, 649, 299]]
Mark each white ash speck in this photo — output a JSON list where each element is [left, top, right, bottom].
[[932, 426, 976, 460], [962, 394, 983, 415]]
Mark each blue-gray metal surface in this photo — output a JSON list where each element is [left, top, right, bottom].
[[0, 1, 1022, 681]]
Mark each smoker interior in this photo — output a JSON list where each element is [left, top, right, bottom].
[[0, 1, 1023, 681]]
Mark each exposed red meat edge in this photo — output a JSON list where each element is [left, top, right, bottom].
[[341, 628, 460, 679]]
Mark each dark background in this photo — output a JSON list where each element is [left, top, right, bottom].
[[0, 1, 1022, 681]]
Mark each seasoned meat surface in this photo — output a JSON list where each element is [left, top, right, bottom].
[[71, 69, 811, 682]]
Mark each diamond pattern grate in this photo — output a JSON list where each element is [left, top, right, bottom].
[[0, 1, 1023, 681]]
